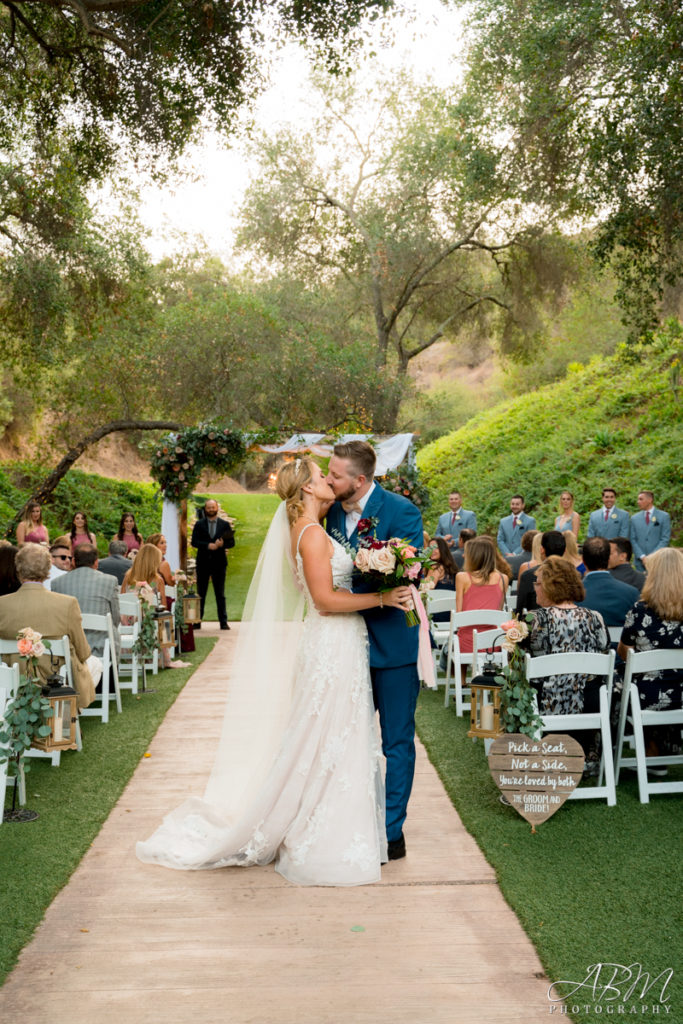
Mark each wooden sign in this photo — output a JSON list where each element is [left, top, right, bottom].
[[488, 734, 585, 828]]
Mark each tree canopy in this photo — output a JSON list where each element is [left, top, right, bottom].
[[455, 0, 683, 336]]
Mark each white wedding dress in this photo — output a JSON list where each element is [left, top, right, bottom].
[[136, 517, 387, 885]]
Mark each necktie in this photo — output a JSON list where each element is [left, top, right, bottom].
[[513, 517, 518, 529], [451, 513, 456, 526], [604, 509, 609, 522], [208, 520, 216, 539], [645, 511, 650, 526]]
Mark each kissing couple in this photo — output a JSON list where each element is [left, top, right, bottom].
[[137, 440, 424, 885]]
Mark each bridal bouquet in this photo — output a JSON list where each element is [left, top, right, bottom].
[[351, 521, 431, 627]]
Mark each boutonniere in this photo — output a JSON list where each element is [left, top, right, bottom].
[[357, 516, 378, 536], [610, 513, 617, 520], [454, 514, 461, 522], [651, 516, 658, 525]]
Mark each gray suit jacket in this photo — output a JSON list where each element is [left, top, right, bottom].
[[610, 563, 645, 593], [51, 567, 120, 660], [98, 554, 131, 586], [630, 508, 671, 570], [434, 508, 477, 547], [586, 507, 630, 539], [497, 512, 536, 556]]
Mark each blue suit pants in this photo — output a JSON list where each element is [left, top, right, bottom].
[[371, 663, 420, 843]]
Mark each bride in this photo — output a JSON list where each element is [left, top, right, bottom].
[[136, 457, 413, 885]]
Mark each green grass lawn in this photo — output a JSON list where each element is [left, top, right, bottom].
[[192, 492, 279, 622], [416, 687, 683, 1024], [0, 638, 216, 985]]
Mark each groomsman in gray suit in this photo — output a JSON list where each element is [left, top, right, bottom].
[[630, 491, 671, 571], [586, 487, 630, 540], [434, 491, 477, 549], [497, 495, 536, 558]]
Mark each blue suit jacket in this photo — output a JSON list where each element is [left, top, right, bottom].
[[434, 508, 477, 547], [586, 507, 631, 540], [326, 484, 423, 670], [578, 571, 639, 627], [497, 512, 536, 556], [630, 508, 671, 570]]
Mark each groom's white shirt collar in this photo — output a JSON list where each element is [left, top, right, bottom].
[[345, 481, 376, 537]]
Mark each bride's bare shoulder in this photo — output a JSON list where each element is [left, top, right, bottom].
[[290, 518, 331, 558]]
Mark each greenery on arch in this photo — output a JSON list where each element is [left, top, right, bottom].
[[149, 425, 257, 503]]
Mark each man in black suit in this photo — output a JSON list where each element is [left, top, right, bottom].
[[191, 499, 235, 630], [579, 536, 639, 627], [608, 537, 646, 593]]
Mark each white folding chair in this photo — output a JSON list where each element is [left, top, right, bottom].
[[118, 592, 141, 693], [425, 591, 456, 679], [0, 636, 82, 766], [0, 662, 24, 814], [525, 650, 617, 805], [472, 627, 507, 676], [443, 610, 509, 714], [80, 613, 122, 723], [504, 581, 518, 615], [614, 649, 683, 803]]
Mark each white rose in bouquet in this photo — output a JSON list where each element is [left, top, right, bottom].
[[369, 546, 397, 574]]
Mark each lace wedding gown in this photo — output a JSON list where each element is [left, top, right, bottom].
[[136, 525, 387, 885]]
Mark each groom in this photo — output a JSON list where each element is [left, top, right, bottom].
[[326, 440, 423, 861]]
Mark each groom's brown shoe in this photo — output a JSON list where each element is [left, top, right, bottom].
[[387, 834, 406, 861]]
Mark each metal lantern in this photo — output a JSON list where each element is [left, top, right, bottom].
[[155, 609, 175, 649], [32, 674, 79, 752], [467, 657, 503, 740], [182, 594, 201, 623]]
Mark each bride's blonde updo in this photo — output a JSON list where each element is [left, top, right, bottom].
[[276, 458, 315, 525]]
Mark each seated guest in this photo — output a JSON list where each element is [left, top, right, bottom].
[[424, 538, 458, 623], [434, 491, 477, 550], [452, 528, 476, 571], [122, 544, 187, 669], [530, 556, 609, 719], [563, 531, 586, 577], [609, 537, 645, 593], [146, 533, 175, 588], [554, 490, 581, 537], [98, 540, 131, 585], [51, 543, 120, 663], [508, 529, 538, 581], [0, 543, 98, 708], [46, 536, 72, 590], [113, 512, 143, 556], [70, 510, 97, 550], [480, 534, 513, 585], [497, 495, 536, 559], [630, 490, 671, 571], [455, 537, 508, 684], [617, 548, 683, 724], [579, 536, 639, 628], [518, 532, 542, 582], [0, 542, 20, 596], [516, 531, 567, 616], [16, 501, 49, 547]]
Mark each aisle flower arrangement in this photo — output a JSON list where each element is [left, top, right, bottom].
[[495, 617, 544, 738]]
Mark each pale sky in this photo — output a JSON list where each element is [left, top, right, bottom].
[[135, 0, 467, 262]]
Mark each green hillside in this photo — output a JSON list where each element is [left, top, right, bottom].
[[418, 321, 682, 544]]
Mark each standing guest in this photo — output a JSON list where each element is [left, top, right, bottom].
[[630, 491, 671, 571], [70, 511, 96, 550], [191, 500, 235, 631], [579, 536, 639, 628], [146, 533, 175, 588], [609, 537, 645, 593], [0, 544, 97, 708], [617, 549, 683, 738], [114, 512, 143, 556], [586, 488, 630, 540], [563, 532, 586, 577], [455, 537, 508, 684], [16, 501, 49, 547], [0, 542, 20, 596], [46, 536, 73, 589], [497, 495, 536, 558], [52, 543, 120, 663], [98, 540, 131, 585], [554, 490, 581, 537], [434, 491, 477, 550], [516, 531, 567, 616], [452, 528, 477, 571]]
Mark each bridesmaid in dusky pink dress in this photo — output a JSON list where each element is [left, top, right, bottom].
[[16, 501, 49, 546]]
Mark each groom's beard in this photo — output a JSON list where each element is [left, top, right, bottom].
[[332, 483, 360, 503]]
